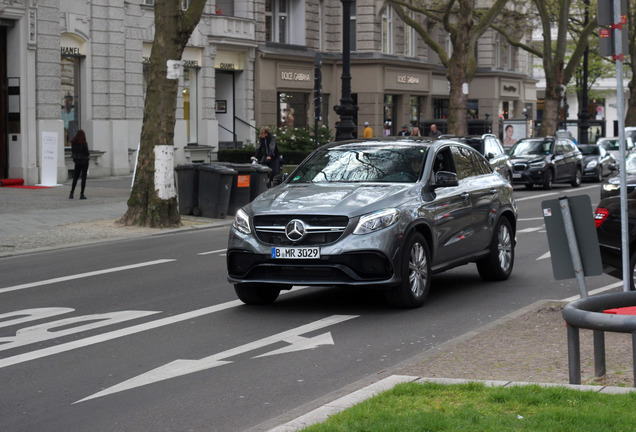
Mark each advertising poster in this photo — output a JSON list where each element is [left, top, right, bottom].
[[40, 131, 59, 186], [502, 120, 527, 148]]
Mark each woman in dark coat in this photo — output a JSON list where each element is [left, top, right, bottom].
[[69, 129, 90, 199]]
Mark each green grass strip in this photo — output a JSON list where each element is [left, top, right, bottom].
[[302, 381, 636, 431]]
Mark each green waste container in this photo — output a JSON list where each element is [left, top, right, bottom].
[[249, 164, 272, 201], [198, 164, 236, 219], [175, 163, 201, 216]]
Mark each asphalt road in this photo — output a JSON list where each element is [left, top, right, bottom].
[[0, 182, 623, 432]]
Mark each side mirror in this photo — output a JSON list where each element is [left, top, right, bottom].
[[434, 171, 459, 188], [486, 152, 495, 160]]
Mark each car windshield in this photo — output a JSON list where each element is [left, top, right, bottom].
[[289, 145, 428, 183], [509, 140, 552, 156], [579, 146, 600, 156], [599, 139, 619, 150]]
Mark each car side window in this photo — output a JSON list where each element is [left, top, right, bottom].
[[451, 146, 480, 179], [433, 147, 455, 175], [485, 137, 503, 156]]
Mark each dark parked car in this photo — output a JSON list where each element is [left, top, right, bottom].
[[445, 134, 513, 183], [578, 144, 615, 182], [508, 137, 582, 190], [600, 151, 636, 199], [597, 136, 634, 162], [595, 191, 636, 290], [227, 137, 518, 308]]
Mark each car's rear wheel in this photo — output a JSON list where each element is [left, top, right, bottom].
[[477, 217, 514, 281], [542, 169, 553, 190], [234, 283, 282, 305], [595, 167, 603, 183], [385, 232, 431, 308], [571, 167, 582, 187]]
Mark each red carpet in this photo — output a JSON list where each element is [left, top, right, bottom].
[[0, 178, 24, 186], [3, 185, 52, 189]]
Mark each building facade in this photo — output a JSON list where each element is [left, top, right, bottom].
[[0, 0, 257, 184], [1, 0, 537, 185]]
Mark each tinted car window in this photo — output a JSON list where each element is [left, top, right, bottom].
[[290, 145, 428, 183], [580, 146, 600, 156], [451, 145, 482, 179], [485, 137, 504, 156]]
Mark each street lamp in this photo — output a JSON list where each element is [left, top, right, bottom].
[[333, 0, 358, 141]]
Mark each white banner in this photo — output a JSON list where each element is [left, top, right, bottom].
[[40, 132, 59, 186]]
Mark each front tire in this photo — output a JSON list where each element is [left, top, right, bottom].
[[477, 217, 515, 281], [234, 283, 281, 305], [542, 169, 553, 190], [571, 167, 582, 187], [385, 232, 431, 308], [630, 253, 636, 291]]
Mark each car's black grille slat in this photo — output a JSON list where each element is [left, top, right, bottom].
[[253, 215, 349, 246]]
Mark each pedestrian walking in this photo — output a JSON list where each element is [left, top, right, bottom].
[[363, 121, 374, 138], [429, 124, 441, 138], [69, 129, 90, 199], [398, 125, 411, 136]]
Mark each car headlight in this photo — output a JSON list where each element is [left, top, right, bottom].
[[530, 161, 546, 168], [602, 183, 620, 192], [232, 208, 251, 234], [586, 160, 598, 169], [353, 209, 400, 235]]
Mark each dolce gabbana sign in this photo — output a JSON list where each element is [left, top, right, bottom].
[[385, 68, 430, 91], [277, 65, 313, 89]]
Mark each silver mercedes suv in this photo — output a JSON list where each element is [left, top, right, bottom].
[[227, 137, 517, 308]]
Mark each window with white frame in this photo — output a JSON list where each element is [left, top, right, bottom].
[[382, 6, 393, 54], [142, 0, 154, 5], [266, 0, 289, 44], [349, 1, 357, 51], [404, 11, 415, 57]]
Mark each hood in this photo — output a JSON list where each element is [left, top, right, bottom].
[[248, 182, 414, 216], [508, 154, 548, 164], [583, 155, 598, 164], [605, 173, 636, 186]]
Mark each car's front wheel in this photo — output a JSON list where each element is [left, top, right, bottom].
[[571, 167, 582, 187], [542, 169, 553, 190], [234, 283, 282, 305], [477, 217, 514, 281], [385, 232, 431, 308], [630, 253, 636, 291]]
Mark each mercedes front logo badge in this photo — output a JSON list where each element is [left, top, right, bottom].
[[285, 219, 306, 242]]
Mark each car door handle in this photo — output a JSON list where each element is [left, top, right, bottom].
[[461, 192, 470, 200], [489, 188, 498, 195]]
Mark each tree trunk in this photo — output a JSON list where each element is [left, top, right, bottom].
[[120, 0, 206, 227], [447, 56, 469, 136]]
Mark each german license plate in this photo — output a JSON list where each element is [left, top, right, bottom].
[[512, 173, 522, 178], [271, 247, 320, 259]]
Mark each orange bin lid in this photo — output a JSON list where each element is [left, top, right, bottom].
[[603, 306, 636, 315]]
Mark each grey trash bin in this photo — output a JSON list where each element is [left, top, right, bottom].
[[175, 163, 200, 216], [216, 162, 255, 215], [198, 164, 236, 218], [249, 164, 272, 201]]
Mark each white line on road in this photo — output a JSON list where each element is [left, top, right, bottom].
[[0, 286, 312, 370], [197, 249, 227, 255], [561, 281, 625, 302], [0, 259, 176, 295], [513, 185, 598, 203], [518, 217, 545, 222], [517, 226, 543, 233]]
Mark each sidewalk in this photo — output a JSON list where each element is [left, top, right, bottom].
[[0, 175, 230, 256]]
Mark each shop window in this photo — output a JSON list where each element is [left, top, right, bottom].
[[467, 99, 479, 119], [183, 68, 198, 143], [61, 56, 81, 146], [433, 98, 449, 119], [384, 94, 397, 135], [278, 92, 309, 129], [382, 6, 393, 54], [410, 96, 423, 126]]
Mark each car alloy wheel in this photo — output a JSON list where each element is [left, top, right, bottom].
[[543, 170, 553, 190], [386, 232, 431, 308], [571, 167, 582, 187], [477, 218, 514, 281]]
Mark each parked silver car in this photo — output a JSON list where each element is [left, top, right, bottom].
[[227, 138, 518, 308]]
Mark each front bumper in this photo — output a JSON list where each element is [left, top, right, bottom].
[[226, 224, 403, 288]]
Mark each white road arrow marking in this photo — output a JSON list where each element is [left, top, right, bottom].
[[537, 251, 551, 260], [253, 332, 334, 358], [75, 314, 358, 404]]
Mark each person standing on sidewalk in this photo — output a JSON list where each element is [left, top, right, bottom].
[[69, 129, 90, 199], [363, 121, 373, 138], [256, 127, 281, 187]]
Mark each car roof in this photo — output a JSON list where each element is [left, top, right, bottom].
[[321, 137, 453, 150]]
